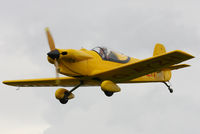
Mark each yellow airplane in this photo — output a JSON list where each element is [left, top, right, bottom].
[[3, 28, 194, 104]]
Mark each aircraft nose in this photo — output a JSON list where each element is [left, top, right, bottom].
[[47, 49, 60, 59]]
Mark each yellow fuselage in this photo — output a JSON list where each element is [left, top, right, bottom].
[[48, 48, 171, 83]]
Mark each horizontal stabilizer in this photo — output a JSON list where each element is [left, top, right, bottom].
[[165, 64, 191, 70]]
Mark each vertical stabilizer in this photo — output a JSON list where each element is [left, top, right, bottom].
[[153, 43, 171, 81], [153, 43, 166, 56]]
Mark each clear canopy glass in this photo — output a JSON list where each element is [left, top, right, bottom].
[[92, 47, 130, 63]]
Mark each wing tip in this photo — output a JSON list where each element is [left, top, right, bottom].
[[174, 50, 195, 58], [2, 80, 13, 86], [2, 81, 8, 84]]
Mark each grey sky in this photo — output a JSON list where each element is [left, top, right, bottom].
[[0, 0, 200, 134]]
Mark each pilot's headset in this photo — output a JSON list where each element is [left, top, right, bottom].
[[102, 47, 108, 55]]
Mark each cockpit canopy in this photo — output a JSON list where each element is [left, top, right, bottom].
[[92, 47, 130, 63]]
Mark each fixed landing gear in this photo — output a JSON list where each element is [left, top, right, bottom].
[[104, 91, 114, 97], [163, 81, 173, 93], [60, 81, 83, 104], [59, 98, 69, 104]]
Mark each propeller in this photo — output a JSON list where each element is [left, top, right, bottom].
[[45, 27, 60, 85], [45, 27, 56, 51], [54, 59, 60, 85]]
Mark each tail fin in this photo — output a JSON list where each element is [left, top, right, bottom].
[[153, 43, 172, 81], [153, 43, 166, 56]]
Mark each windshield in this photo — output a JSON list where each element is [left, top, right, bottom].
[[92, 47, 130, 63]]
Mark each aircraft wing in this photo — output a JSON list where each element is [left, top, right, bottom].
[[91, 50, 194, 82], [3, 77, 100, 87]]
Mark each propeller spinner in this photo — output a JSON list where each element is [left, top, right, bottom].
[[47, 49, 60, 60]]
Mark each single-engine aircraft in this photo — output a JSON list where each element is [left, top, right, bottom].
[[3, 28, 194, 104]]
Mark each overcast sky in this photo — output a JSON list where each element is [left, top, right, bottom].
[[0, 0, 200, 134]]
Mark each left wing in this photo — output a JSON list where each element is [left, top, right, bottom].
[[90, 50, 194, 82], [3, 77, 100, 87]]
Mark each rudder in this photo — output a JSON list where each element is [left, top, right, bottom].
[[153, 43, 166, 56], [153, 43, 171, 81]]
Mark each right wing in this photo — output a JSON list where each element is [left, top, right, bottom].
[[3, 77, 100, 87], [91, 50, 194, 82]]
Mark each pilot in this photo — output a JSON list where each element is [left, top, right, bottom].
[[100, 48, 107, 60]]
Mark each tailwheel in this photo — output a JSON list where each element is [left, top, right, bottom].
[[104, 91, 114, 97]]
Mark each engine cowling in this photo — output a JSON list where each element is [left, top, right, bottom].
[[55, 88, 75, 101]]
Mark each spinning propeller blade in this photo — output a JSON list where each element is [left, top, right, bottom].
[[54, 59, 60, 85], [45, 27, 60, 84], [45, 27, 56, 51]]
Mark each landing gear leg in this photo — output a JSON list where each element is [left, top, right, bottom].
[[163, 81, 173, 93], [68, 81, 83, 95]]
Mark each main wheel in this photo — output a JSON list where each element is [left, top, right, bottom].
[[104, 91, 114, 97], [59, 98, 69, 104]]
